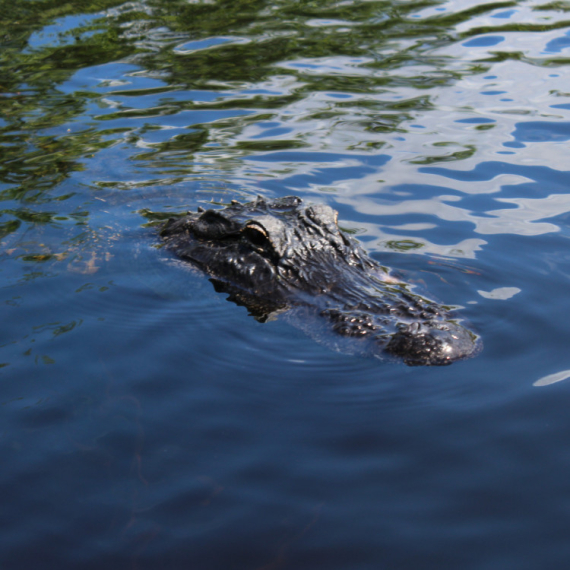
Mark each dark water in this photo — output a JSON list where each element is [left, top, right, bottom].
[[2, 0, 570, 568]]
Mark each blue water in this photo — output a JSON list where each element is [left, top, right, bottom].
[[3, 0, 570, 568]]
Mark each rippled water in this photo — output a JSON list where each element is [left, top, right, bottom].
[[3, 0, 570, 568]]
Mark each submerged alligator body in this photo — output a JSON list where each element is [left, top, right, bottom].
[[161, 196, 480, 366]]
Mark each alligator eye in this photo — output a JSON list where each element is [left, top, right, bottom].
[[243, 224, 269, 248]]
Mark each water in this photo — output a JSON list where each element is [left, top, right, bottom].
[[2, 0, 570, 567]]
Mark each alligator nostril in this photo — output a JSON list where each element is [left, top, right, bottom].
[[385, 320, 480, 366]]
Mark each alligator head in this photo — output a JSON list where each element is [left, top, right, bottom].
[[161, 195, 481, 366]]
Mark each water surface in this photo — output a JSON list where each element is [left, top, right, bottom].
[[2, 0, 570, 568]]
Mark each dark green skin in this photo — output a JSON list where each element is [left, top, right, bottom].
[[161, 196, 481, 366]]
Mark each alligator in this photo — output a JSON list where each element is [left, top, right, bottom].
[[161, 195, 481, 366]]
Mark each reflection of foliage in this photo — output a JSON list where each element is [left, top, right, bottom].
[[149, 0, 458, 89], [235, 139, 307, 151], [0, 219, 21, 239], [1, 0, 560, 259], [1, 130, 116, 203], [0, 0, 136, 244], [0, 0, 132, 90], [410, 144, 476, 165], [132, 128, 210, 163], [534, 2, 570, 11], [0, 0, 137, 184], [385, 239, 424, 252], [0, 0, 501, 225], [138, 209, 179, 224]]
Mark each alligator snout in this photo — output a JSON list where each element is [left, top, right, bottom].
[[386, 320, 479, 366]]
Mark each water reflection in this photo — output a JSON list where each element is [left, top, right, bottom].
[[511, 121, 570, 142], [477, 286, 521, 300], [534, 369, 570, 386]]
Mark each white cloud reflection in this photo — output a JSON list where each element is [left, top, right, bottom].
[[534, 370, 570, 387], [477, 287, 521, 300], [474, 194, 570, 236]]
